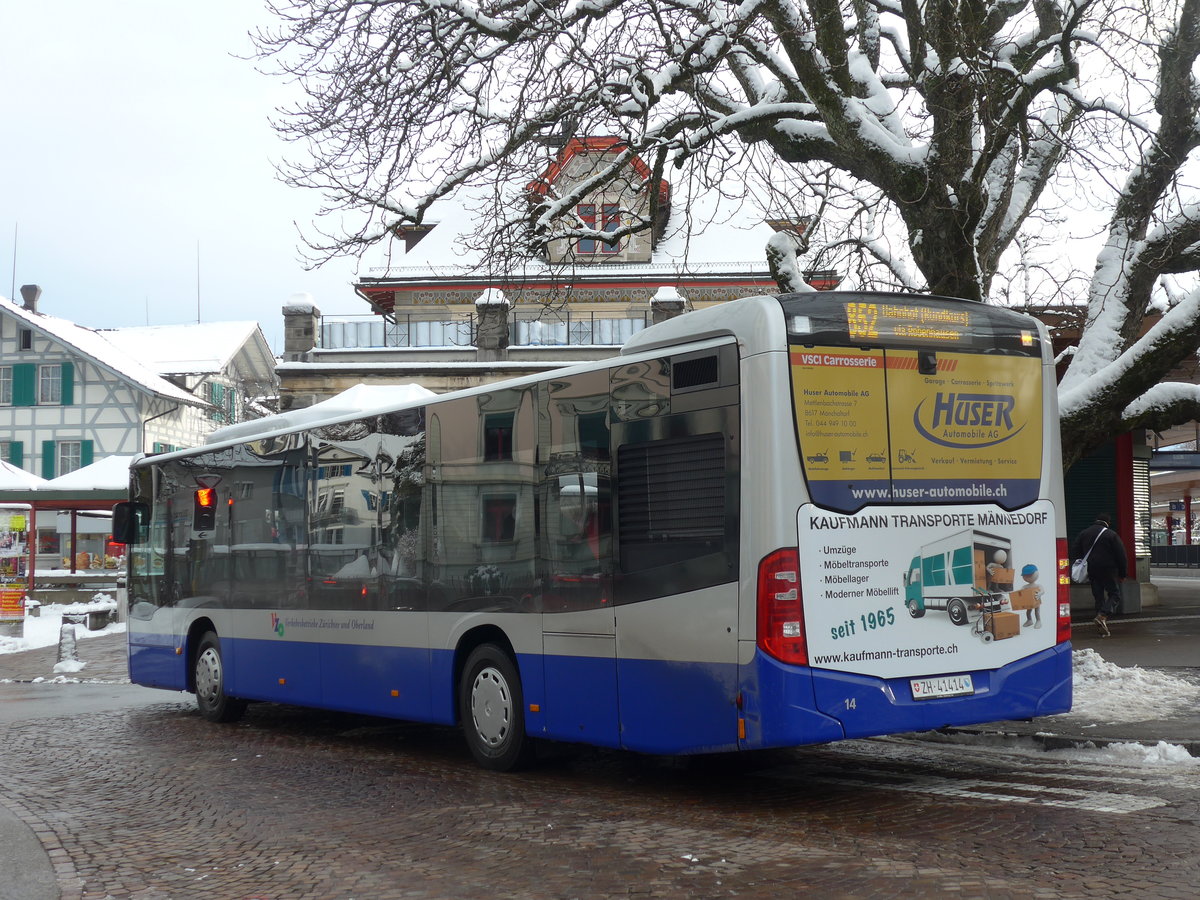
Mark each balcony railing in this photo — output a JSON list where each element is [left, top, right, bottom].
[[320, 310, 654, 350], [510, 310, 651, 346], [320, 314, 473, 349]]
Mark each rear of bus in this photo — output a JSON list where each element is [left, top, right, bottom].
[[746, 292, 1071, 747]]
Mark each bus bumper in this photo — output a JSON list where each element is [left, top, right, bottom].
[[742, 642, 1071, 748]]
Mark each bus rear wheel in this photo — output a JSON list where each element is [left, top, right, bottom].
[[459, 643, 533, 771], [194, 631, 247, 723]]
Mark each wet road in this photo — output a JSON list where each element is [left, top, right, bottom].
[[2, 689, 1198, 899]]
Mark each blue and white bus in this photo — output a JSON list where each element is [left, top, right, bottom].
[[114, 292, 1071, 770]]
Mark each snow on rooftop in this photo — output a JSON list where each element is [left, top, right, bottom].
[[44, 455, 136, 491], [0, 459, 47, 490], [0, 297, 201, 405], [206, 383, 437, 445], [99, 321, 265, 375]]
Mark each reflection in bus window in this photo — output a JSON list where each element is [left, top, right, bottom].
[[432, 388, 536, 611], [539, 370, 611, 611]]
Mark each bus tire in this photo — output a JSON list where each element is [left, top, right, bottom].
[[194, 631, 247, 723], [459, 643, 533, 771], [947, 599, 969, 626], [907, 600, 925, 619]]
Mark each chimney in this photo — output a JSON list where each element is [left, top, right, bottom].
[[282, 293, 321, 362], [19, 284, 41, 313]]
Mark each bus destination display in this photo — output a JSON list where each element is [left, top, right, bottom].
[[846, 300, 972, 344]]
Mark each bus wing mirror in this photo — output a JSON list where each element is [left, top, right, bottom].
[[112, 501, 148, 544]]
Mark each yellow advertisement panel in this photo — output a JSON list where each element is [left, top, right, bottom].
[[791, 347, 889, 492], [887, 350, 1042, 506], [792, 346, 1044, 511]]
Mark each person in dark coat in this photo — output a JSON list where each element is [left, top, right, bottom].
[[1071, 513, 1127, 637]]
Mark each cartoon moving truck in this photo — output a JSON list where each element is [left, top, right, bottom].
[[903, 529, 1017, 633]]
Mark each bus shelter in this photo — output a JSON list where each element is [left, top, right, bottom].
[[0, 456, 132, 602]]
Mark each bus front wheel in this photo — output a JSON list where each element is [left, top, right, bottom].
[[459, 643, 533, 771], [947, 599, 969, 627], [194, 631, 247, 723]]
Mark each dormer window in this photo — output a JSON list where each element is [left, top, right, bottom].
[[578, 203, 621, 254]]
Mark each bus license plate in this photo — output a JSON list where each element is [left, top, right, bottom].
[[910, 674, 974, 700]]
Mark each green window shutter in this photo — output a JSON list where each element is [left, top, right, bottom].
[[13, 364, 35, 407], [7, 441, 22, 466], [60, 362, 74, 405], [80, 440, 94, 468], [41, 440, 56, 479]]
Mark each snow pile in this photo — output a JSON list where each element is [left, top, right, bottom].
[[1069, 647, 1200, 722], [0, 596, 126, 659], [1062, 740, 1200, 767]]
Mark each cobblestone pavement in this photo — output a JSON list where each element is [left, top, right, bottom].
[[3, 636, 1200, 899]]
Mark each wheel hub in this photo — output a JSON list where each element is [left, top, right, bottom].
[[470, 666, 511, 747]]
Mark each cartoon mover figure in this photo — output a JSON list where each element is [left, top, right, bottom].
[[902, 530, 1042, 642], [1009, 563, 1043, 629]]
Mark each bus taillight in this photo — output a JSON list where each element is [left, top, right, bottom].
[[1056, 538, 1071, 644], [757, 548, 807, 665]]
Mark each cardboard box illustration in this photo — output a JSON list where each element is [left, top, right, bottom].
[[988, 567, 1015, 590], [989, 611, 1021, 640], [1009, 587, 1040, 610]]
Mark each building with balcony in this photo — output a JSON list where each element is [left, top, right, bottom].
[[277, 138, 837, 410]]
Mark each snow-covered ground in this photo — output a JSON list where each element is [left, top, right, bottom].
[[3, 610, 1198, 766], [0, 595, 126, 678]]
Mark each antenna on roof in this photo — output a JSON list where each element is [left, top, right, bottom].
[[196, 240, 201, 324], [9, 223, 16, 301]]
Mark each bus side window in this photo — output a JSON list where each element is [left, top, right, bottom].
[[537, 372, 612, 612]]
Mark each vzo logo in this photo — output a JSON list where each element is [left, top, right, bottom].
[[270, 612, 285, 637], [913, 392, 1025, 448]]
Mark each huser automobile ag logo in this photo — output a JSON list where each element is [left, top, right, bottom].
[[913, 391, 1025, 449], [271, 612, 285, 637]]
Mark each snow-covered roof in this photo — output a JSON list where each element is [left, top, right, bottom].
[[0, 459, 47, 490], [204, 382, 437, 445], [99, 321, 275, 379], [0, 297, 203, 406], [44, 455, 136, 491]]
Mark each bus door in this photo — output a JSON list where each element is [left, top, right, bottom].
[[537, 375, 620, 747], [610, 351, 741, 755]]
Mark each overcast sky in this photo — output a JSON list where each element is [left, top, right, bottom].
[[0, 1, 365, 353]]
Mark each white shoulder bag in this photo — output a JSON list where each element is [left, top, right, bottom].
[[1070, 527, 1106, 584]]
